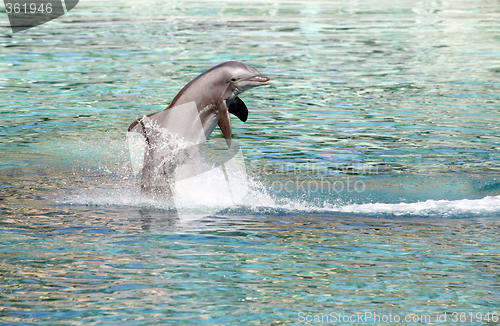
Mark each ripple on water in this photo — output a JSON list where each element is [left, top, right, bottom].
[[1, 0, 500, 324]]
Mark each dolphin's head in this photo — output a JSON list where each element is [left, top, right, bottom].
[[217, 61, 270, 99]]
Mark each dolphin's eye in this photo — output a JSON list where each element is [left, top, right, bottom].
[[231, 78, 237, 82]]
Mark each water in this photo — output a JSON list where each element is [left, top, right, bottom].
[[1, 0, 499, 324]]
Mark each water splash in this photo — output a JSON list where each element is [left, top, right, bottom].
[[60, 173, 500, 219]]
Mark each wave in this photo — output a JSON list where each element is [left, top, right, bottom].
[[326, 195, 500, 217], [59, 175, 500, 219]]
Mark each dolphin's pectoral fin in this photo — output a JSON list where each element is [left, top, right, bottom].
[[128, 108, 169, 133], [227, 97, 248, 122], [218, 101, 232, 148], [128, 118, 141, 132], [127, 117, 152, 145]]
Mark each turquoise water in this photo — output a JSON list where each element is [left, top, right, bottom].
[[1, 0, 499, 324]]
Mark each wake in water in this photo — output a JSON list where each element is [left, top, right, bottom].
[[63, 132, 277, 221], [332, 196, 500, 217], [61, 169, 500, 220], [268, 195, 500, 218], [58, 128, 500, 220]]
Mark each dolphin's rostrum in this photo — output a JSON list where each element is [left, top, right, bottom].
[[128, 61, 270, 198]]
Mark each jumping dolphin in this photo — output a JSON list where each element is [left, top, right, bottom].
[[127, 61, 270, 198], [128, 61, 270, 147]]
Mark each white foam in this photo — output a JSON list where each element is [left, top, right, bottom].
[[126, 132, 146, 176], [60, 185, 500, 218], [330, 196, 500, 217], [59, 188, 173, 209], [174, 146, 251, 218], [59, 172, 500, 219]]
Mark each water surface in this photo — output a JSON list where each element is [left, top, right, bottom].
[[1, 0, 499, 324]]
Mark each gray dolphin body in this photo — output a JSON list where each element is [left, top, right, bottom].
[[128, 61, 270, 198], [129, 61, 270, 147]]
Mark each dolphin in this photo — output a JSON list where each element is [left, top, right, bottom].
[[127, 61, 270, 198], [128, 61, 270, 147]]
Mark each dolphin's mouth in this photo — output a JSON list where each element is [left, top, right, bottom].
[[246, 75, 270, 86]]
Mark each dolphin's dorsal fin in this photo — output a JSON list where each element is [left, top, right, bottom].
[[228, 97, 248, 122]]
